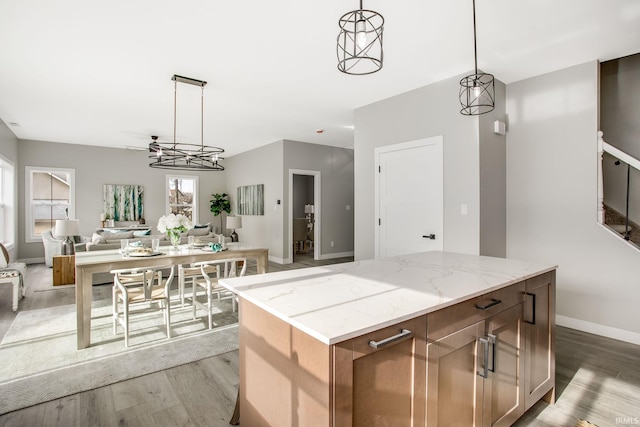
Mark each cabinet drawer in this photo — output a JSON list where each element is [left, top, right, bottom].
[[525, 271, 553, 292], [427, 281, 525, 342]]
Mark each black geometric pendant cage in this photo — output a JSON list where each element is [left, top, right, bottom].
[[459, 0, 495, 115], [337, 0, 384, 75], [149, 75, 225, 171]]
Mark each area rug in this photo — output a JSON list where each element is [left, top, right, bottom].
[[0, 297, 238, 415]]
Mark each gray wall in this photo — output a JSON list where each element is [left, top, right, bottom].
[[600, 54, 640, 225], [354, 73, 506, 260], [225, 139, 353, 263], [507, 60, 640, 343], [283, 140, 354, 260], [0, 120, 18, 259], [17, 139, 227, 261], [224, 141, 284, 262], [293, 175, 313, 219], [479, 82, 507, 257]]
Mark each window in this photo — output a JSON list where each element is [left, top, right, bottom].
[[166, 175, 198, 224], [0, 155, 16, 247], [25, 167, 75, 242]]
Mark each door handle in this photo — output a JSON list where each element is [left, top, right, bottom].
[[422, 234, 436, 240]]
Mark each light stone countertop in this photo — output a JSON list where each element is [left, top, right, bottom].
[[219, 251, 557, 345]]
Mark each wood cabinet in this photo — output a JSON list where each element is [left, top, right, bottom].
[[334, 316, 426, 427], [523, 271, 556, 409], [426, 282, 525, 427], [52, 255, 75, 286], [236, 271, 555, 427], [485, 303, 525, 427]]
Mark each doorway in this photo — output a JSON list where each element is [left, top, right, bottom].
[[288, 169, 321, 263], [375, 136, 444, 258]]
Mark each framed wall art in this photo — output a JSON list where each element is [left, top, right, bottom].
[[237, 184, 264, 215], [103, 184, 144, 221]]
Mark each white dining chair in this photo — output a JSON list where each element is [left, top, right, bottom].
[[110, 264, 175, 347], [191, 258, 247, 329]]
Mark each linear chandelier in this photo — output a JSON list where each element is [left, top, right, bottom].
[[149, 74, 225, 171], [337, 0, 384, 75], [459, 0, 495, 115]]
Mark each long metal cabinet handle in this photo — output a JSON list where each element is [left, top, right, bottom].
[[475, 298, 502, 310], [525, 292, 536, 325], [368, 328, 413, 349], [478, 337, 489, 378], [488, 334, 496, 373]]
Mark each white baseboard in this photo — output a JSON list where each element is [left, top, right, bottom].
[[268, 255, 286, 264], [556, 315, 640, 346], [20, 257, 45, 265], [318, 251, 354, 260]]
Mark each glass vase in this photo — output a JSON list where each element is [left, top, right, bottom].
[[168, 230, 181, 249]]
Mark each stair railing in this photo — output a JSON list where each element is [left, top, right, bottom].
[[597, 131, 640, 243]]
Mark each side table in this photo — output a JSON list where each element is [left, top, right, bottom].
[[53, 255, 75, 286]]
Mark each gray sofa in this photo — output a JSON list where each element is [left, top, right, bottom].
[[86, 225, 230, 251]]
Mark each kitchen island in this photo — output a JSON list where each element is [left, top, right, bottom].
[[220, 251, 557, 426]]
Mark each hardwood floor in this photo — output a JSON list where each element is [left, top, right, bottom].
[[2, 255, 639, 426]]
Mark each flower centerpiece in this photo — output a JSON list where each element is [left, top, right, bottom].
[[157, 213, 193, 248]]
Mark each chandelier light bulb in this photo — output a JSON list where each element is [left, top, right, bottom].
[[356, 19, 367, 49]]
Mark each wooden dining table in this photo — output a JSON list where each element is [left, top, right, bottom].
[[74, 243, 269, 350]]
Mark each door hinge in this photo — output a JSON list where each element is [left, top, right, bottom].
[[378, 165, 381, 173], [379, 218, 381, 226]]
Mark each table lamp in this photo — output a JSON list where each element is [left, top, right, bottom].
[[226, 216, 242, 242], [55, 219, 80, 255]]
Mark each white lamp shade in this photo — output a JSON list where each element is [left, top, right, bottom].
[[226, 216, 242, 230], [55, 219, 80, 237]]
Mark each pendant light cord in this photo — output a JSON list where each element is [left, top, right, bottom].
[[473, 0, 478, 75]]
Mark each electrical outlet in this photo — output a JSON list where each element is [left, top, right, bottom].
[[330, 241, 334, 247]]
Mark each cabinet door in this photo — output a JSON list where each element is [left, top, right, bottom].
[[426, 320, 485, 427], [524, 272, 556, 409], [333, 316, 426, 427], [485, 303, 525, 427]]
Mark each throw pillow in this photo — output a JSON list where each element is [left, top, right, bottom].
[[133, 229, 151, 237], [91, 233, 107, 244], [104, 231, 134, 240], [187, 227, 210, 237], [194, 222, 211, 229]]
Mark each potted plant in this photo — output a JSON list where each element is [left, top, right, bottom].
[[210, 193, 231, 234]]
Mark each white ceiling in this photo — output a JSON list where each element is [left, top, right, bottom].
[[1, 0, 639, 158]]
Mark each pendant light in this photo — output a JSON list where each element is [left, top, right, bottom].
[[149, 75, 225, 171], [459, 0, 495, 115], [337, 0, 384, 75]]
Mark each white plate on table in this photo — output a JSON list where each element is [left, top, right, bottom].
[[199, 247, 227, 252], [127, 251, 164, 257]]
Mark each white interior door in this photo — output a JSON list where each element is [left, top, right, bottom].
[[376, 136, 443, 258]]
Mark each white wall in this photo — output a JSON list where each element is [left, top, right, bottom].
[[506, 60, 640, 344]]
